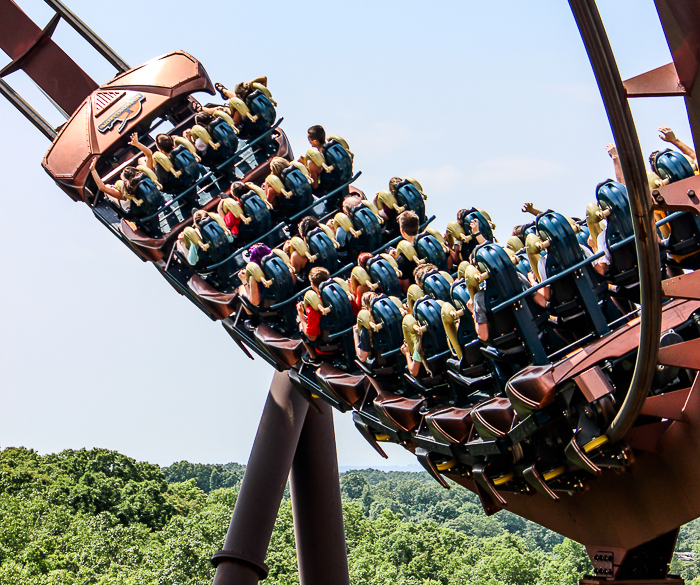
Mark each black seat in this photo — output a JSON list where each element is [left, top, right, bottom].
[[414, 230, 448, 271], [321, 139, 353, 192], [473, 243, 549, 367], [238, 189, 273, 242], [366, 254, 402, 297], [239, 90, 276, 138], [537, 211, 609, 340], [395, 179, 427, 224], [279, 165, 314, 213], [594, 180, 639, 300]]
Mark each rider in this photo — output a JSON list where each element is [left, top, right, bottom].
[[354, 291, 380, 363], [289, 216, 322, 285], [393, 210, 421, 293], [348, 252, 374, 314], [296, 267, 333, 360], [238, 243, 273, 310]]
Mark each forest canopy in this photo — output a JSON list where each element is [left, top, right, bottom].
[[0, 447, 694, 584]]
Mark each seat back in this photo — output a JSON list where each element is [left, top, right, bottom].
[[240, 190, 272, 239], [653, 148, 695, 183], [415, 232, 448, 271], [208, 118, 239, 163], [199, 219, 232, 266], [131, 176, 165, 219], [170, 145, 201, 189], [537, 212, 609, 336], [413, 297, 449, 359], [307, 227, 340, 273], [422, 271, 452, 302], [596, 180, 638, 282], [281, 166, 314, 211], [319, 280, 356, 334], [370, 295, 404, 353], [648, 153, 700, 259], [576, 224, 591, 251], [538, 212, 587, 277], [366, 255, 402, 297], [459, 208, 494, 258], [450, 279, 479, 347], [321, 139, 353, 189], [474, 243, 548, 364], [244, 90, 276, 135], [349, 205, 383, 253], [396, 180, 426, 223], [260, 253, 295, 303]]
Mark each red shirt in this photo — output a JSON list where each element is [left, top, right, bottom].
[[224, 210, 241, 235], [351, 292, 361, 316], [305, 306, 322, 338]]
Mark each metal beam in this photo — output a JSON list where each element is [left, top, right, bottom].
[[212, 371, 309, 585], [290, 400, 350, 585], [568, 0, 662, 444], [0, 78, 55, 139], [43, 0, 130, 73]]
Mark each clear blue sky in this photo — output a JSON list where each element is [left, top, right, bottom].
[[0, 0, 692, 469]]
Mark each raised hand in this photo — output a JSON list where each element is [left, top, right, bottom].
[[605, 143, 618, 158], [659, 126, 677, 144]]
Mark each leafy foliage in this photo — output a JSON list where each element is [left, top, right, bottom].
[[0, 447, 597, 584]]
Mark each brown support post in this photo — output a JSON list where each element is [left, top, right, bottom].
[[290, 400, 350, 585], [212, 370, 309, 585]]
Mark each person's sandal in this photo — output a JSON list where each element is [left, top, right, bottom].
[[215, 82, 228, 100]]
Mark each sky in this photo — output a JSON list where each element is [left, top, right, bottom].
[[0, 0, 694, 469]]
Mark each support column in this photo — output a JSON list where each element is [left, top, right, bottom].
[[290, 400, 350, 585], [212, 370, 309, 585]]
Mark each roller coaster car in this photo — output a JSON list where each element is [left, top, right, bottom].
[[591, 180, 640, 301], [43, 51, 290, 261], [395, 178, 427, 224], [473, 243, 549, 369], [186, 190, 284, 319], [414, 229, 449, 271], [536, 211, 610, 340], [653, 149, 700, 268], [366, 254, 402, 297], [502, 299, 700, 484]]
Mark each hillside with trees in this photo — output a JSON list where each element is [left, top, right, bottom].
[[0, 447, 695, 584]]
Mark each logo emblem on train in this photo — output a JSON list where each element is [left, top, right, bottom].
[[98, 93, 146, 134]]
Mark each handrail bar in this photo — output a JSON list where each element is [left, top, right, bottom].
[[489, 211, 681, 314], [288, 172, 362, 224]]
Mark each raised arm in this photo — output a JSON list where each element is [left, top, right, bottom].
[[606, 143, 625, 184], [659, 126, 697, 165], [522, 202, 544, 216], [89, 159, 123, 199], [129, 133, 154, 170]]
